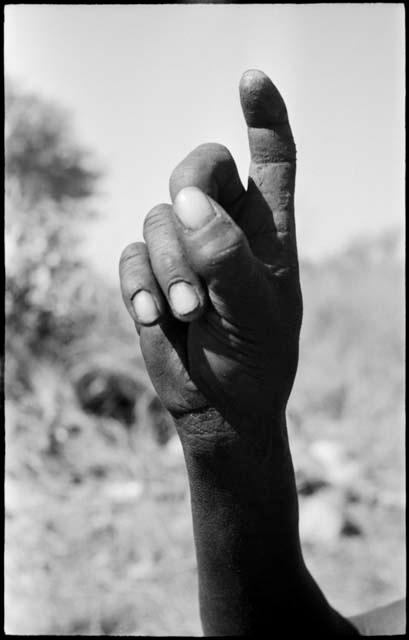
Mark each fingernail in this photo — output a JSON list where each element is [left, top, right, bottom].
[[174, 186, 216, 230], [169, 281, 199, 316], [132, 290, 160, 324]]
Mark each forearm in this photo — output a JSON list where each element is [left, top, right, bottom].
[[177, 409, 358, 636]]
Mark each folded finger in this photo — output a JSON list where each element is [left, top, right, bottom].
[[169, 142, 246, 219], [173, 186, 270, 325], [119, 241, 165, 328], [143, 203, 207, 322]]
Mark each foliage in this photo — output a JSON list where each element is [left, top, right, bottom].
[[5, 79, 102, 368], [5, 80, 99, 205]]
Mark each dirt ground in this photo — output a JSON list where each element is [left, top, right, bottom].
[[5, 406, 405, 636], [5, 241, 405, 635]]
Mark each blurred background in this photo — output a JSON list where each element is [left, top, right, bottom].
[[4, 4, 405, 636]]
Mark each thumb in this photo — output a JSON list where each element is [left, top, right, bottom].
[[173, 186, 270, 324]]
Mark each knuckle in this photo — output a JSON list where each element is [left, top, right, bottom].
[[195, 142, 232, 160], [149, 241, 190, 285], [119, 242, 145, 268], [119, 268, 133, 301], [222, 224, 245, 253], [169, 144, 234, 200], [199, 225, 245, 270], [169, 163, 188, 198], [158, 251, 182, 276], [143, 204, 171, 239]]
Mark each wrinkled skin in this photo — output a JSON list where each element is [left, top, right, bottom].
[[120, 70, 302, 446]]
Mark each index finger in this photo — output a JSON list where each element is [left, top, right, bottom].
[[239, 70, 298, 270]]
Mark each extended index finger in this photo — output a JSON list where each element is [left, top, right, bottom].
[[239, 69, 298, 270]]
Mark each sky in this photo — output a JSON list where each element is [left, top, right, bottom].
[[4, 4, 405, 283]]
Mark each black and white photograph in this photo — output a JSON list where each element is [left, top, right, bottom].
[[4, 3, 405, 636]]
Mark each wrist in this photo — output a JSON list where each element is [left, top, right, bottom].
[[174, 404, 288, 459], [175, 408, 308, 634], [174, 407, 358, 635], [175, 407, 298, 539]]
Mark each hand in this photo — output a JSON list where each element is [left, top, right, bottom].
[[119, 69, 302, 448], [119, 71, 359, 637]]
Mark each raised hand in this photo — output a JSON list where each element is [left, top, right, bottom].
[[119, 71, 358, 636], [119, 70, 302, 449]]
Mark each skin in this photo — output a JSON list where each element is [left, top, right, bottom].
[[119, 70, 405, 636]]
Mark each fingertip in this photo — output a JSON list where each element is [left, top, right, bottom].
[[240, 68, 269, 89], [174, 186, 216, 230], [169, 282, 205, 323], [239, 69, 288, 128], [132, 289, 162, 326]]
